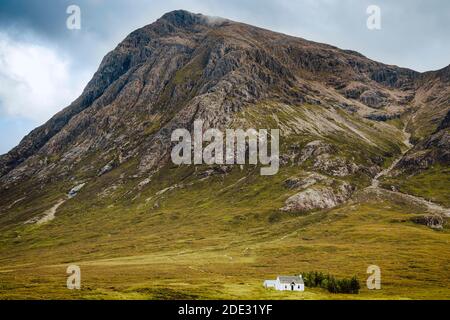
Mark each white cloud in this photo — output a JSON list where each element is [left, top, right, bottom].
[[0, 32, 88, 122]]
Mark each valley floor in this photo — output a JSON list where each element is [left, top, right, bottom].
[[0, 184, 449, 299]]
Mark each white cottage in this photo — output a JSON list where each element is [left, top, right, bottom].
[[264, 275, 304, 291]]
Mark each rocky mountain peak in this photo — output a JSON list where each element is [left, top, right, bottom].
[[0, 10, 448, 195], [158, 10, 229, 29]]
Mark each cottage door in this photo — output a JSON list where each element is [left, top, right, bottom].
[[291, 282, 295, 291]]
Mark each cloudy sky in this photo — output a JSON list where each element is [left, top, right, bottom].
[[0, 0, 449, 154]]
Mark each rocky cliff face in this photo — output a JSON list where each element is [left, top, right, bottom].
[[392, 65, 450, 173], [396, 111, 450, 172], [0, 10, 448, 219]]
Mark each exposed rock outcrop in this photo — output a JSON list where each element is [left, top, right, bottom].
[[281, 182, 354, 213], [313, 155, 359, 177], [411, 214, 446, 230], [68, 183, 86, 198], [396, 122, 450, 172], [359, 90, 387, 109], [284, 173, 328, 190], [298, 140, 335, 164]]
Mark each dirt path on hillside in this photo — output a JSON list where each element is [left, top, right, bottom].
[[25, 199, 66, 225], [371, 123, 413, 188], [36, 199, 66, 224]]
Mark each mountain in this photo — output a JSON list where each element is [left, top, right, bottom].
[[0, 10, 449, 299], [0, 10, 421, 184]]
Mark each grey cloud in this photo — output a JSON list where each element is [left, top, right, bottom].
[[1, 0, 449, 72]]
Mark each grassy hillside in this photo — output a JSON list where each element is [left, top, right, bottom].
[[382, 166, 450, 207], [0, 171, 449, 299], [0, 103, 448, 300]]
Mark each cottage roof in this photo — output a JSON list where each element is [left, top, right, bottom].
[[277, 276, 304, 284]]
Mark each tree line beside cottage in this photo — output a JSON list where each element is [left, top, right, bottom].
[[303, 271, 361, 294]]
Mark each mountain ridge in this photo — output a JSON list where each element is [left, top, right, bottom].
[[0, 10, 448, 225], [0, 10, 438, 182]]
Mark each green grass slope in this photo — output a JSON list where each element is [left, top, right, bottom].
[[0, 103, 448, 299]]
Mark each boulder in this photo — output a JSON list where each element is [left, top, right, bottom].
[[98, 161, 115, 176], [281, 182, 354, 213], [411, 215, 446, 229], [68, 183, 86, 198]]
